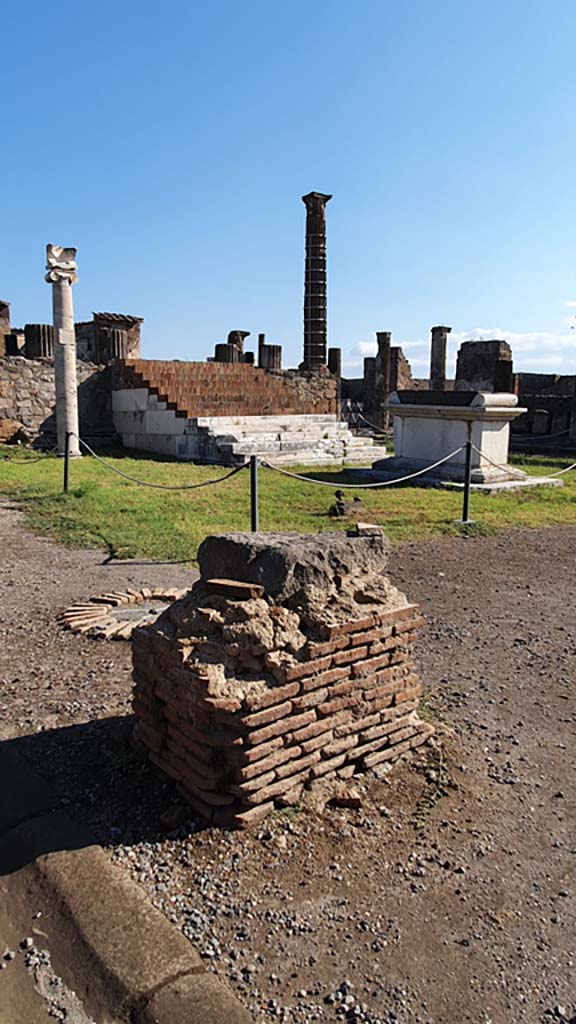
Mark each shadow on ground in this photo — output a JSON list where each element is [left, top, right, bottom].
[[0, 716, 203, 873]]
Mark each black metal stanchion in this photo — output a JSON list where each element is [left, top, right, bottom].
[[250, 455, 259, 532], [462, 439, 472, 524], [63, 432, 71, 495]]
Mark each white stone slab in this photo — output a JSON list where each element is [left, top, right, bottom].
[[377, 391, 527, 484]]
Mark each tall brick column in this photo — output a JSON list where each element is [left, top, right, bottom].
[[429, 325, 451, 391], [302, 191, 332, 370]]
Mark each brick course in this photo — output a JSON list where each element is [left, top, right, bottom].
[[132, 600, 432, 827], [114, 359, 338, 418]]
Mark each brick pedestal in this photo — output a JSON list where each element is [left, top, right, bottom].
[[131, 532, 433, 827]]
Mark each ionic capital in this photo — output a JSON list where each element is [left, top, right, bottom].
[[45, 244, 78, 284]]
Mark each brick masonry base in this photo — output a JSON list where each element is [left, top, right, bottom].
[[132, 603, 433, 828]]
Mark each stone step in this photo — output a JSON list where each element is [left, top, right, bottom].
[[230, 437, 348, 453], [195, 415, 350, 432]]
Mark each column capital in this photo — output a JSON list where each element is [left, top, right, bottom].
[[302, 191, 332, 210], [45, 244, 78, 284]]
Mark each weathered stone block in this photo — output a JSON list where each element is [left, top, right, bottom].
[[198, 531, 395, 617]]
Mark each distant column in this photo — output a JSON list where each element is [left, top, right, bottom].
[[214, 343, 231, 363], [258, 333, 266, 368], [24, 324, 54, 359], [264, 345, 282, 371], [228, 330, 250, 361], [45, 245, 81, 457], [327, 347, 342, 377], [0, 301, 10, 357], [376, 331, 392, 427], [363, 356, 376, 418], [302, 191, 332, 370], [96, 326, 129, 362], [430, 325, 451, 391], [258, 333, 283, 371]]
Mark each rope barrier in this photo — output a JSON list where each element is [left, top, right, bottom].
[[260, 446, 465, 489], [2, 446, 57, 464], [3, 455, 48, 464], [470, 443, 576, 480], [545, 459, 576, 478], [356, 412, 388, 437], [469, 444, 529, 480], [74, 436, 248, 490], [513, 428, 570, 442]]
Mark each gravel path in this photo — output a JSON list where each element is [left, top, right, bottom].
[[1, 499, 574, 1024]]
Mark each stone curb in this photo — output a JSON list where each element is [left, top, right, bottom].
[[59, 586, 189, 641], [0, 742, 252, 1024]]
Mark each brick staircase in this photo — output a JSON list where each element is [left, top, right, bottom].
[[112, 359, 382, 465]]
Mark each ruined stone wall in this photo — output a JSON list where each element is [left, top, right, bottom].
[[391, 347, 415, 390], [342, 345, 418, 410], [268, 368, 338, 412], [511, 374, 576, 435], [455, 340, 513, 392], [0, 357, 115, 444], [515, 372, 561, 395], [512, 394, 575, 436]]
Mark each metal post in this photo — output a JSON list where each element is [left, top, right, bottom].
[[250, 455, 259, 532], [63, 431, 71, 494], [462, 439, 472, 523]]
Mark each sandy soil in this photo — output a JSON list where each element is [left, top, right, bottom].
[[1, 498, 574, 1024]]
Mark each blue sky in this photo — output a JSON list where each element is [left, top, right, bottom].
[[2, 0, 576, 378]]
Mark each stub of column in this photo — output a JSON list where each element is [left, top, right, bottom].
[[429, 325, 451, 391], [214, 343, 229, 363], [259, 343, 282, 371], [258, 333, 266, 368], [327, 347, 342, 377], [302, 191, 332, 371], [5, 333, 25, 356], [0, 301, 10, 358], [24, 324, 54, 359], [97, 326, 129, 362], [227, 330, 250, 360]]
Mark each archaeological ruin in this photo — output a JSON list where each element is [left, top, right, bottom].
[[1, 191, 575, 461], [0, 194, 376, 465], [131, 531, 433, 827], [343, 326, 576, 445]]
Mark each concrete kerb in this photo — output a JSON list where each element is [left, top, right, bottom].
[[0, 742, 253, 1024]]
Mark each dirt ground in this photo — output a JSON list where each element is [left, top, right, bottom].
[[0, 498, 574, 1024]]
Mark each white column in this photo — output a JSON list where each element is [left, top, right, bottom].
[[45, 245, 81, 457]]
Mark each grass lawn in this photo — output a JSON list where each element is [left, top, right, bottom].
[[0, 445, 574, 562]]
